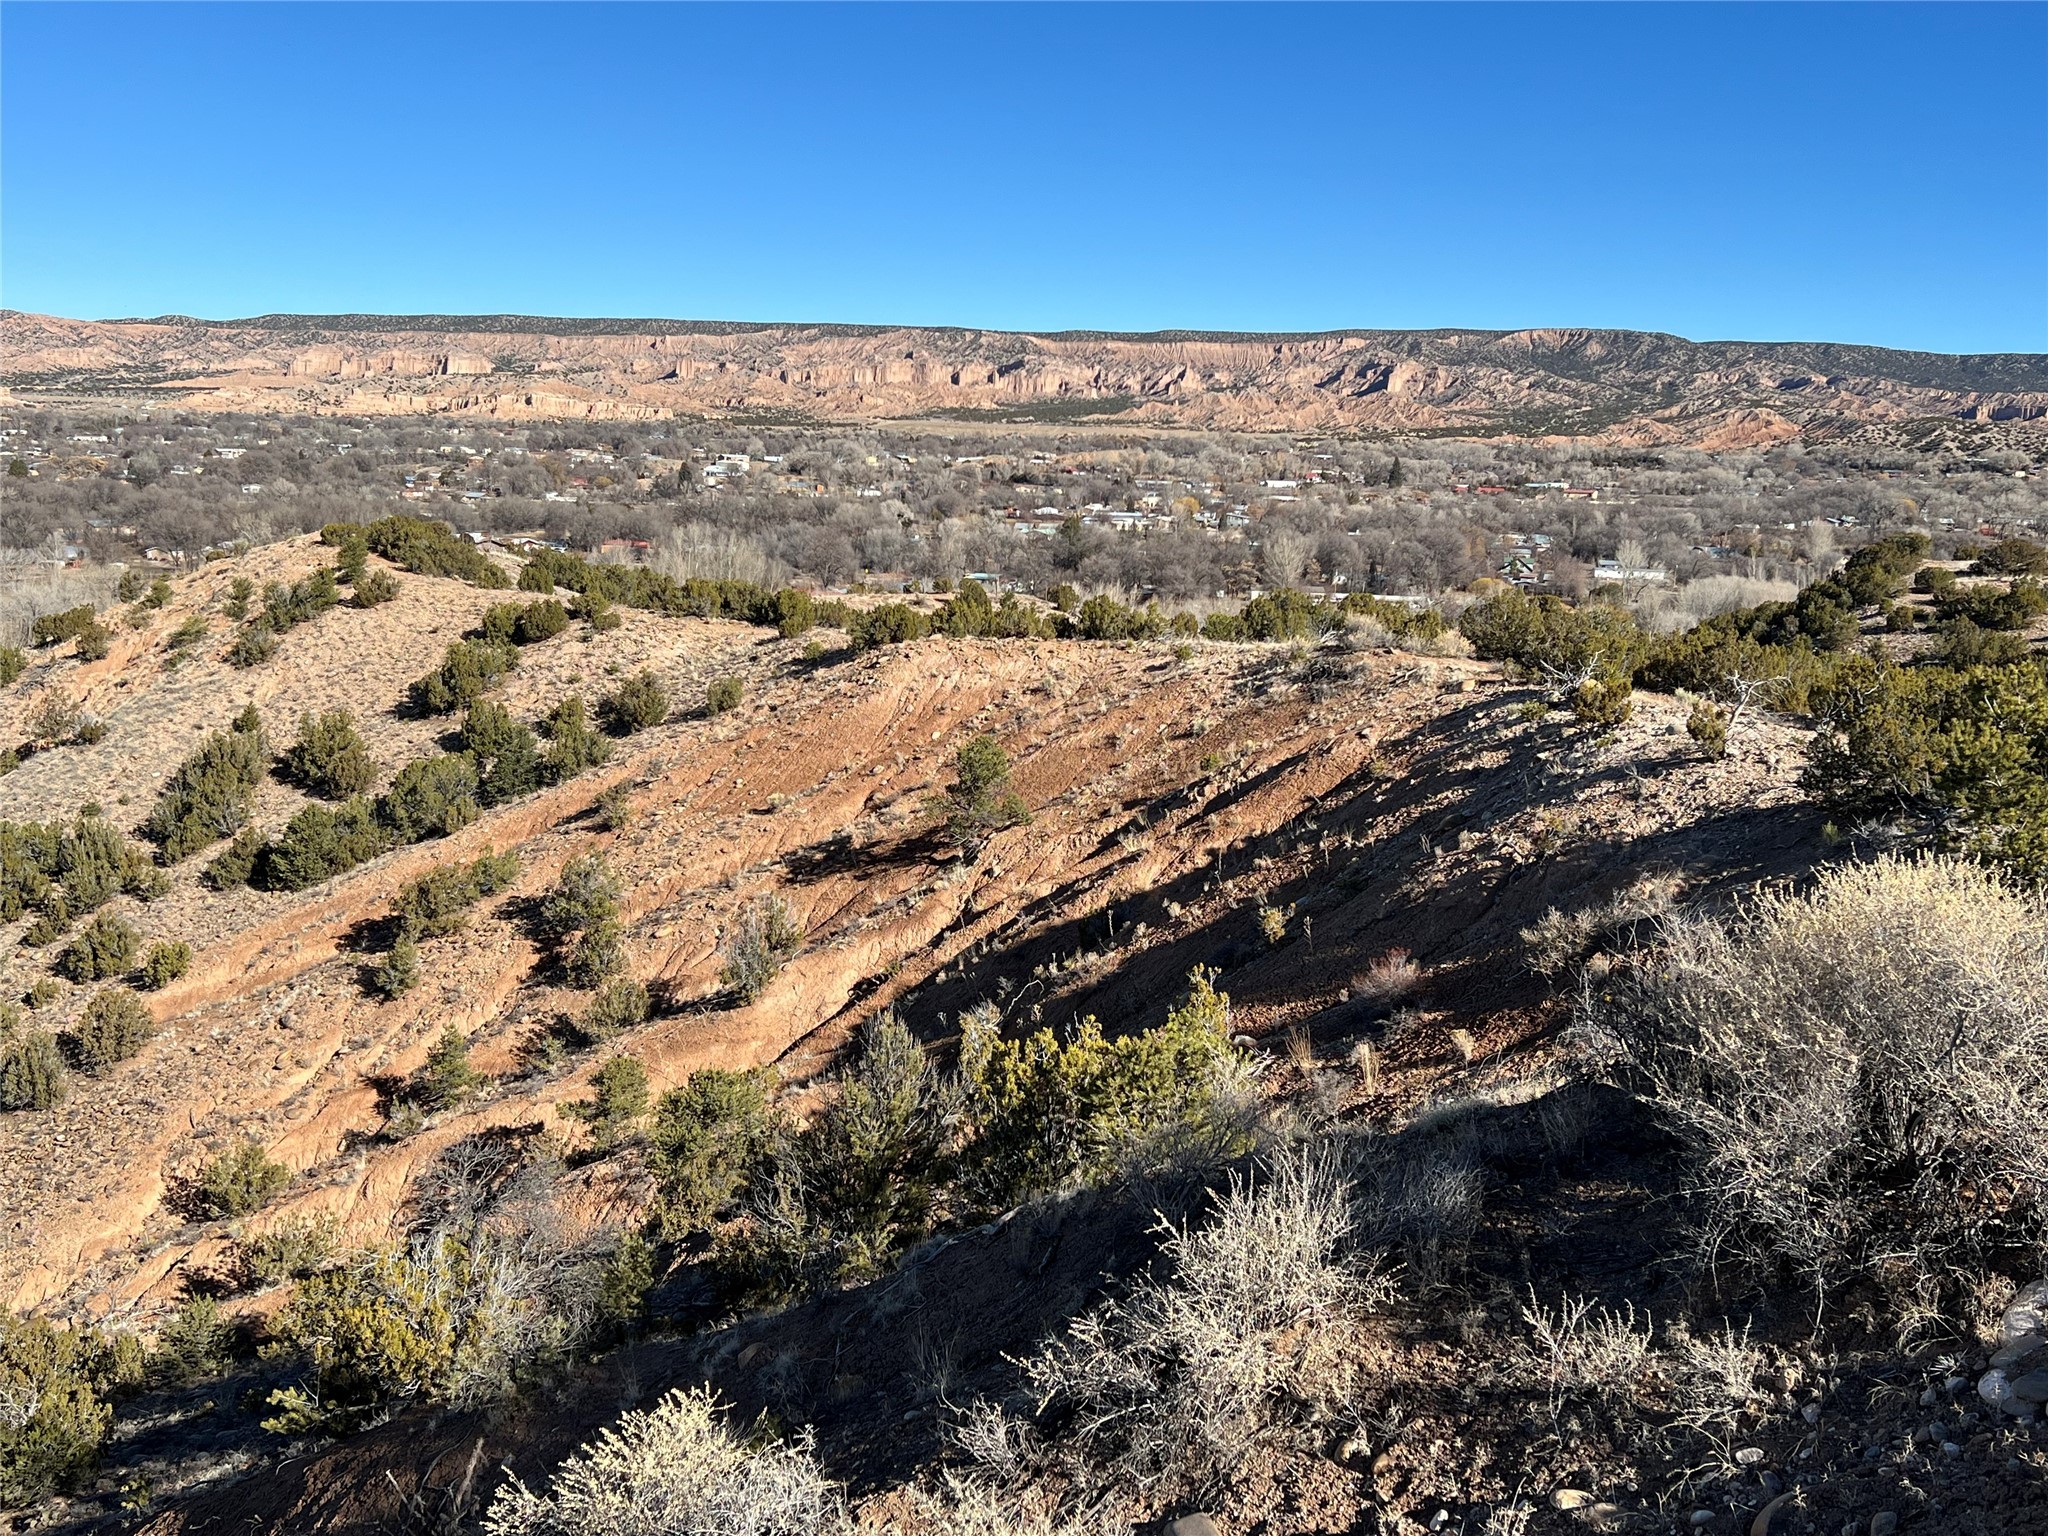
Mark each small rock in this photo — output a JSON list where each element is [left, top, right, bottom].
[[1870, 1515, 1899, 1536], [1550, 1490, 1595, 1510], [1585, 1503, 1625, 1533], [1918, 1387, 1939, 1407], [1801, 1401, 1822, 1424], [1168, 1518, 1220, 1536], [1979, 1370, 2016, 1411], [1689, 1510, 1716, 1528], [1735, 1446, 1765, 1466], [1760, 1472, 1784, 1497], [2001, 1278, 2048, 1342], [1990, 1334, 2043, 1370], [1335, 1435, 1368, 1465], [1941, 1440, 1961, 1458], [2010, 1368, 2048, 1404], [1944, 1374, 1969, 1392]]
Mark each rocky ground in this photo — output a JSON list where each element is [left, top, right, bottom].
[[6, 546, 2043, 1534]]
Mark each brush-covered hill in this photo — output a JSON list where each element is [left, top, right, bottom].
[[3, 538, 2044, 1536], [5, 310, 2045, 444]]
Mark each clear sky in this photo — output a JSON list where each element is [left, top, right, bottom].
[[3, 2, 2043, 354]]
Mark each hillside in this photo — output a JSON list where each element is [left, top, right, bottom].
[[5, 311, 2045, 444], [2, 539, 2044, 1536]]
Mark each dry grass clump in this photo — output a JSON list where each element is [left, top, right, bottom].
[[973, 1147, 1388, 1498], [1350, 947, 1420, 1005], [483, 1385, 837, 1536], [1588, 854, 2048, 1309]]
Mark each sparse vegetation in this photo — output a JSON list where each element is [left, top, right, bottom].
[[945, 733, 1029, 845], [483, 1385, 836, 1536], [719, 895, 801, 1002]]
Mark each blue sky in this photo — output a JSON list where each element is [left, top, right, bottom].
[[3, 3, 2043, 353]]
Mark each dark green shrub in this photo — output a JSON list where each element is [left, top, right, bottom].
[[1968, 538, 2048, 577], [540, 853, 620, 942], [719, 897, 801, 1002], [727, 1015, 951, 1295], [650, 1067, 775, 1236], [374, 936, 421, 999], [343, 514, 510, 587], [24, 979, 60, 1010], [413, 1024, 483, 1110], [0, 1312, 113, 1503], [1935, 619, 2032, 667], [167, 614, 210, 651], [1935, 578, 2048, 632], [598, 671, 668, 734], [118, 571, 144, 603], [66, 988, 154, 1075], [394, 851, 518, 940], [539, 695, 611, 781], [0, 647, 24, 686], [144, 577, 172, 610], [333, 534, 369, 585], [461, 700, 542, 806], [150, 1296, 234, 1386], [1806, 653, 2048, 879], [226, 627, 278, 668], [192, 1140, 291, 1219], [145, 715, 267, 860], [946, 733, 1029, 844], [848, 602, 931, 651], [238, 1215, 339, 1287], [222, 577, 254, 621], [56, 912, 139, 982], [578, 977, 649, 1043], [138, 940, 192, 990], [409, 639, 517, 715], [1686, 700, 1729, 757], [563, 1055, 649, 1150], [594, 784, 635, 832], [705, 676, 743, 715], [203, 828, 263, 890], [772, 587, 815, 638], [352, 566, 399, 607], [262, 797, 386, 890], [30, 605, 97, 648], [513, 600, 570, 644], [573, 592, 621, 632], [281, 813, 374, 902], [283, 709, 378, 798], [379, 754, 480, 842], [567, 917, 626, 988], [0, 1028, 66, 1110], [71, 622, 112, 662]]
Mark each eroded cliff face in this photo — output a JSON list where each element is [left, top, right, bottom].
[[4, 310, 2044, 440]]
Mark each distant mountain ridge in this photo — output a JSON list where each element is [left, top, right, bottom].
[[5, 309, 2044, 444]]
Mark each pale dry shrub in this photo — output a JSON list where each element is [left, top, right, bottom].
[[995, 1146, 1387, 1494], [887, 1476, 1126, 1536], [1521, 870, 1685, 978], [1511, 1290, 1655, 1426], [1588, 855, 2048, 1304], [485, 1385, 835, 1536], [1350, 948, 1419, 1005]]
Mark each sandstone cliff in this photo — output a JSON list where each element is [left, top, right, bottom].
[[3, 310, 2044, 442]]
